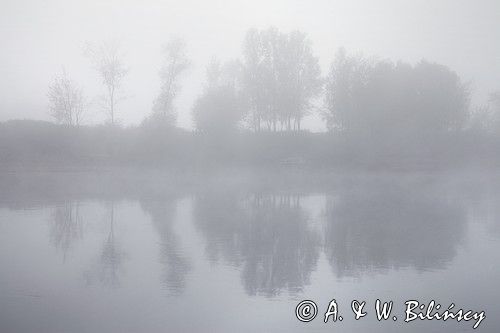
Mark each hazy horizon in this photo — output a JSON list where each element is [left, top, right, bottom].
[[1, 0, 499, 131], [1, 2, 500, 331]]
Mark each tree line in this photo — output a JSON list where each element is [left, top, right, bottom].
[[48, 27, 498, 138]]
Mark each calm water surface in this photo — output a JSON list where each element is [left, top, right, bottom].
[[0, 170, 499, 332]]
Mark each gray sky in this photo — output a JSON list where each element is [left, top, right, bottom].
[[1, 0, 499, 131]]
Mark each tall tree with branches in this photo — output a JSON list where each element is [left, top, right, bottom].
[[85, 41, 127, 125], [151, 38, 190, 126], [242, 27, 322, 132]]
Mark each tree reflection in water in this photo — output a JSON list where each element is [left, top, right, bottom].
[[84, 202, 128, 288], [324, 177, 466, 277], [49, 201, 84, 262], [194, 190, 320, 297], [140, 197, 191, 295]]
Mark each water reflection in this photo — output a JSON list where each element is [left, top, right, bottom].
[[98, 203, 127, 287], [84, 202, 128, 288], [1, 171, 499, 332], [324, 178, 466, 277], [49, 201, 84, 261], [194, 190, 320, 296], [3, 173, 492, 290], [39, 173, 470, 294], [240, 194, 320, 296], [140, 197, 191, 295]]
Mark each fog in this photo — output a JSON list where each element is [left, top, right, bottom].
[[1, 0, 499, 130], [1, 170, 500, 332], [1, 1, 500, 332]]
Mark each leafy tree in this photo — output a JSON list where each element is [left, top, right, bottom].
[[242, 27, 322, 132], [323, 48, 371, 131], [324, 49, 470, 138], [193, 59, 244, 135]]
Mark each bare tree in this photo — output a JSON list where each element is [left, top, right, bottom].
[[48, 70, 86, 126], [85, 41, 127, 125], [150, 38, 190, 126]]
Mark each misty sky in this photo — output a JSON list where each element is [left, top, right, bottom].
[[1, 0, 499, 131]]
